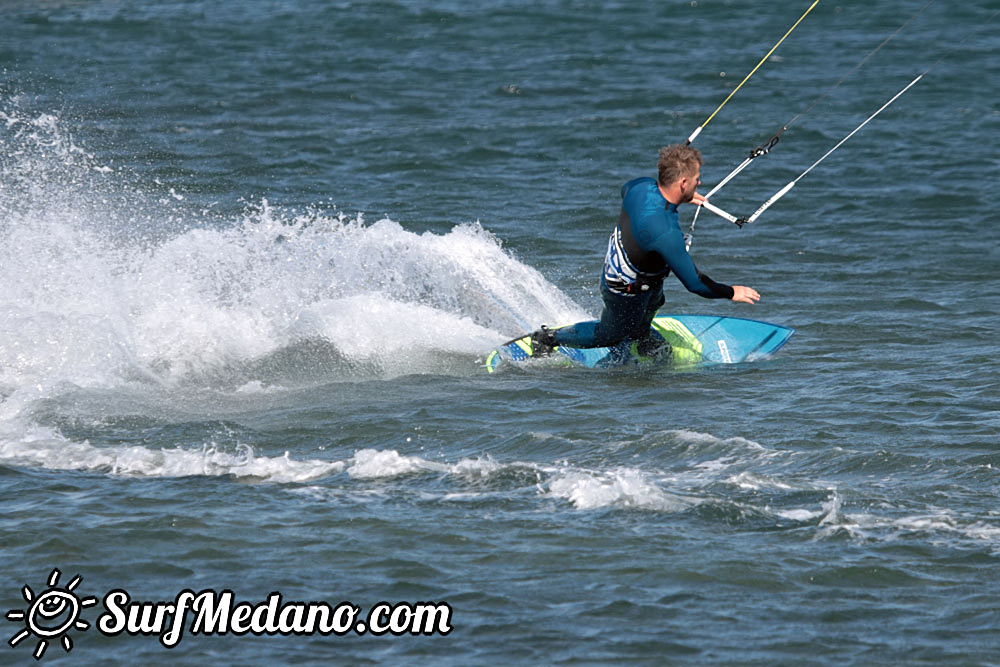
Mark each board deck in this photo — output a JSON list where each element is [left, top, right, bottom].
[[484, 314, 794, 373]]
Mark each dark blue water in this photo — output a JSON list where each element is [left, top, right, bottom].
[[2, 1, 999, 663]]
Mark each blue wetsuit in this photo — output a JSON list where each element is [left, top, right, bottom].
[[553, 177, 735, 348]]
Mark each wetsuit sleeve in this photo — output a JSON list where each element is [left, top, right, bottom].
[[694, 269, 736, 299], [653, 226, 735, 299]]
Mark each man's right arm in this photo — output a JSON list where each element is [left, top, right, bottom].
[[654, 226, 760, 303], [656, 227, 734, 299]]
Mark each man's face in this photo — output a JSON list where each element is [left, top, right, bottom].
[[678, 167, 702, 203]]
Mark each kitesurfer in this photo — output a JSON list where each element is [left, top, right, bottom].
[[530, 144, 759, 355]]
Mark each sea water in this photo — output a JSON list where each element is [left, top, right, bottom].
[[2, 1, 999, 664]]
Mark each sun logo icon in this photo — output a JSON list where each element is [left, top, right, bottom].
[[6, 569, 98, 660]]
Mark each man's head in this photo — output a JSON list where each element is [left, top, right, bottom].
[[657, 144, 703, 204]]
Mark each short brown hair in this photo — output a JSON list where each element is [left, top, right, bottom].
[[657, 144, 703, 187]]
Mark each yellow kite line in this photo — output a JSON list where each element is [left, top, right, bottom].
[[685, 0, 820, 146]]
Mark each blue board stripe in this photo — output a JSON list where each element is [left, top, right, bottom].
[[698, 316, 726, 337], [748, 330, 777, 357]]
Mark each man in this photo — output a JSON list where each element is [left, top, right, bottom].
[[530, 144, 759, 355]]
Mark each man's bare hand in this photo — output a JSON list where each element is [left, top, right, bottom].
[[732, 285, 760, 304]]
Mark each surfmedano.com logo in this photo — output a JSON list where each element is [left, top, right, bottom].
[[7, 568, 453, 660], [6, 569, 98, 660]]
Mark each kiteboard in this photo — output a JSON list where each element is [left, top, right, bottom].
[[484, 314, 793, 373]]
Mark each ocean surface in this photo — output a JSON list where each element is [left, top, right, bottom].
[[2, 1, 999, 664]]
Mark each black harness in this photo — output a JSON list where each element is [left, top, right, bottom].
[[617, 208, 669, 294]]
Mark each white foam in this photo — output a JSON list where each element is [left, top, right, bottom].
[[0, 99, 586, 384], [0, 192, 577, 392], [0, 427, 342, 483], [838, 509, 1000, 551], [817, 490, 843, 526], [348, 448, 446, 479], [290, 294, 499, 361], [547, 467, 692, 512], [234, 380, 286, 394], [0, 103, 592, 461], [805, 494, 1000, 550], [773, 508, 824, 521], [668, 429, 771, 453], [726, 471, 797, 491], [450, 456, 506, 477]]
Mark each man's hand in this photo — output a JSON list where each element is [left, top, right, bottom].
[[731, 285, 760, 304], [690, 191, 707, 206]]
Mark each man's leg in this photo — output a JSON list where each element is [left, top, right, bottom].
[[637, 281, 665, 335], [551, 280, 657, 349]]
